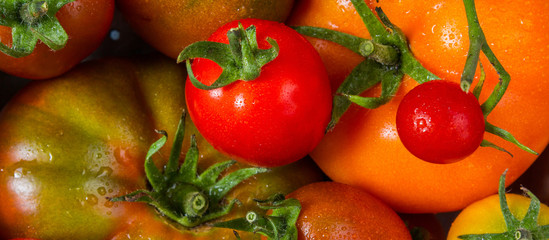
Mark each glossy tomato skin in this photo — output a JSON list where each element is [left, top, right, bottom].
[[0, 0, 114, 80], [185, 19, 332, 167], [0, 56, 326, 239], [288, 0, 549, 213], [396, 80, 485, 164], [287, 182, 412, 240], [117, 0, 294, 59], [447, 193, 549, 239]]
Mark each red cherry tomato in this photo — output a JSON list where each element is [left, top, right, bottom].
[[184, 19, 332, 167], [396, 80, 485, 163]]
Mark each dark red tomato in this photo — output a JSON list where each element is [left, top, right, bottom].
[[287, 182, 412, 239], [396, 80, 485, 164], [0, 0, 114, 80], [185, 19, 332, 167]]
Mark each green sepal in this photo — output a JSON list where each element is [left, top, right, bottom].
[[327, 58, 402, 130], [480, 140, 513, 157], [0, 0, 74, 57], [214, 194, 301, 240], [343, 65, 402, 109], [484, 122, 537, 155], [458, 170, 549, 240], [109, 111, 268, 228], [177, 23, 279, 90]]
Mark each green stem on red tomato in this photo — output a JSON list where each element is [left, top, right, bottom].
[[20, 0, 48, 24], [461, 0, 537, 155], [0, 0, 75, 57], [108, 111, 268, 228], [458, 170, 549, 240], [177, 23, 279, 90]]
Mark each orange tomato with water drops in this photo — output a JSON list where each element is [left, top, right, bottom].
[[288, 0, 549, 213]]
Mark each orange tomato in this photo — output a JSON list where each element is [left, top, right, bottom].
[[288, 0, 549, 213], [287, 181, 412, 240]]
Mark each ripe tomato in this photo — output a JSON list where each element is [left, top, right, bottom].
[[288, 0, 549, 212], [287, 181, 412, 239], [117, 0, 294, 59], [0, 56, 326, 239], [184, 19, 332, 167], [396, 80, 485, 164], [0, 0, 114, 80]]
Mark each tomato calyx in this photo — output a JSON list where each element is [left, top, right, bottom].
[[293, 0, 439, 130], [0, 0, 74, 57], [177, 22, 280, 90], [108, 112, 268, 228], [214, 194, 301, 240], [458, 170, 549, 240]]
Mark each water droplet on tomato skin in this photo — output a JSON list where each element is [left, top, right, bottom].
[[104, 200, 115, 208], [96, 166, 113, 178], [97, 186, 107, 196], [85, 194, 99, 205]]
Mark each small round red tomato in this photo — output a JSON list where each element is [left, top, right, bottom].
[[0, 0, 114, 80], [287, 181, 412, 240], [396, 80, 485, 164], [184, 19, 332, 167]]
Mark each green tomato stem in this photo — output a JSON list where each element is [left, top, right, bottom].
[[461, 0, 537, 155], [177, 23, 279, 90], [109, 111, 267, 228], [214, 194, 301, 240], [0, 0, 74, 57], [20, 0, 48, 24], [457, 170, 549, 240]]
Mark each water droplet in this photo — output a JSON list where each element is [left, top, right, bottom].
[[97, 187, 107, 196], [86, 194, 98, 205], [13, 167, 23, 179], [96, 166, 113, 178], [104, 200, 114, 208]]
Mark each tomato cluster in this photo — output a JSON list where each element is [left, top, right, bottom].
[[0, 0, 548, 239]]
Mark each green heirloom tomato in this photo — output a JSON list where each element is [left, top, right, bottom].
[[0, 55, 325, 239]]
